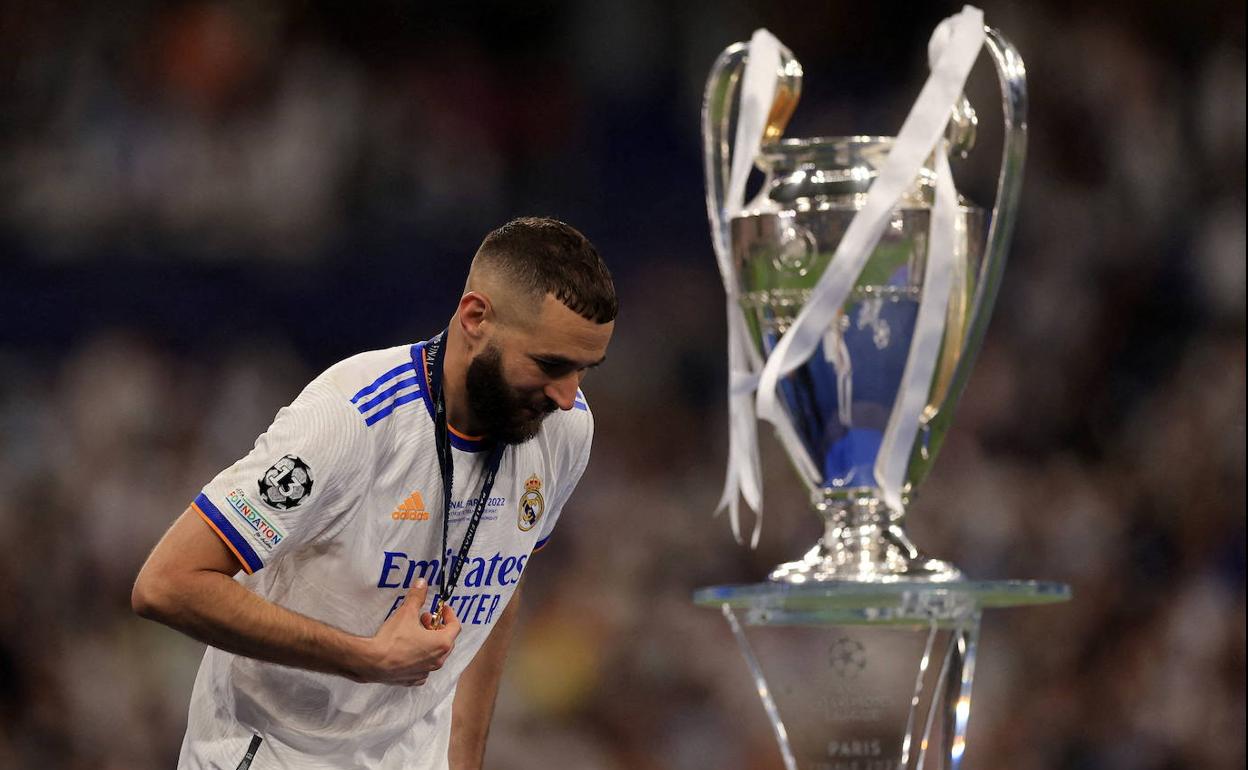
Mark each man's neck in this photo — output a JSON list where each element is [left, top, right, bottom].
[[440, 323, 483, 436]]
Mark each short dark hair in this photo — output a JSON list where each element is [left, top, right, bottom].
[[476, 217, 617, 324]]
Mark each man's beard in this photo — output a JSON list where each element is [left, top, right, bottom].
[[464, 344, 556, 445]]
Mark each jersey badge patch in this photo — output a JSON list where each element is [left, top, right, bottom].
[[225, 488, 287, 551], [518, 474, 544, 531], [258, 454, 314, 510], [392, 491, 430, 521]]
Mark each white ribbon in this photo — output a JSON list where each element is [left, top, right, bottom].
[[874, 148, 959, 513], [718, 306, 764, 546], [725, 30, 780, 220], [709, 29, 781, 547], [752, 7, 986, 516]]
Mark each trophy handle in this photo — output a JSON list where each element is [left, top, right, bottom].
[[702, 39, 802, 272], [703, 41, 748, 267], [921, 27, 1027, 445]]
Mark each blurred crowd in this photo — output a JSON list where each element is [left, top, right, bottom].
[[0, 1, 1243, 769]]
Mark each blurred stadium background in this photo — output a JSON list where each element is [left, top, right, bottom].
[[0, 1, 1243, 768]]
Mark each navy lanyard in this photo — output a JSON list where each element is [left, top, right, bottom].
[[424, 331, 505, 617]]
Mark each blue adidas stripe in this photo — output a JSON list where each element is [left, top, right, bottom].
[[356, 375, 422, 414], [365, 391, 425, 426], [351, 362, 418, 404]]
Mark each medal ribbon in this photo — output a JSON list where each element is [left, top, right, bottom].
[[424, 330, 506, 619]]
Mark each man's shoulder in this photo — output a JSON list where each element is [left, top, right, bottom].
[[312, 344, 429, 429], [528, 391, 594, 501], [319, 344, 419, 391]]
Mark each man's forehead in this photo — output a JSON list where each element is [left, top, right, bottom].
[[520, 294, 613, 358]]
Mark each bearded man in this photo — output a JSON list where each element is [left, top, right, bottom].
[[132, 217, 616, 769]]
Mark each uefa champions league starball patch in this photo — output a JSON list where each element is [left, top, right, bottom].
[[518, 474, 544, 531], [258, 454, 314, 510]]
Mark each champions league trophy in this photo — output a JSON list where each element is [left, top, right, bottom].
[[694, 8, 1069, 769]]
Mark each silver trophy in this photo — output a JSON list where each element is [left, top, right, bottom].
[[706, 26, 1020, 584], [696, 11, 1069, 769]]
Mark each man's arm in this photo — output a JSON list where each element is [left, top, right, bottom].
[[132, 505, 460, 686], [448, 580, 524, 769]]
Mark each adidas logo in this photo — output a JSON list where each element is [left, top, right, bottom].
[[392, 491, 430, 521]]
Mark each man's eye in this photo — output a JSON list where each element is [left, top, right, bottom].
[[535, 359, 562, 375]]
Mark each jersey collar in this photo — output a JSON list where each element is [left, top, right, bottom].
[[411, 339, 495, 453]]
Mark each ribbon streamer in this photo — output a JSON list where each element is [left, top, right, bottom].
[[710, 29, 781, 547], [874, 148, 959, 513]]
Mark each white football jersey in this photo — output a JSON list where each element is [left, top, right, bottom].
[[178, 337, 593, 769]]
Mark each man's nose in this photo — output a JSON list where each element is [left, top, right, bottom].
[[544, 373, 580, 411]]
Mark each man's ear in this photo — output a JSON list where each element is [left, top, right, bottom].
[[457, 291, 494, 349]]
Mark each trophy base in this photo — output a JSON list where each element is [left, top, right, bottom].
[[692, 580, 1071, 769], [770, 488, 962, 584]]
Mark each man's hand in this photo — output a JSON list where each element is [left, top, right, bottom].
[[358, 580, 461, 686]]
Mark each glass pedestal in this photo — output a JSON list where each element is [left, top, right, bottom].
[[693, 581, 1070, 770]]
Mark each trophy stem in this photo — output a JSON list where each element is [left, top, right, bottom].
[[769, 489, 962, 583], [722, 604, 800, 770], [899, 620, 942, 765], [902, 609, 980, 770], [944, 614, 980, 769]]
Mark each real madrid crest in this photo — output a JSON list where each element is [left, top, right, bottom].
[[518, 473, 544, 531]]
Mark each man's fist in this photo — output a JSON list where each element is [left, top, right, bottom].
[[357, 580, 461, 686]]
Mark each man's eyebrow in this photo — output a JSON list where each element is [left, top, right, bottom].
[[531, 353, 607, 369]]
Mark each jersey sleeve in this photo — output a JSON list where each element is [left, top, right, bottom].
[[533, 405, 593, 552], [192, 378, 368, 574]]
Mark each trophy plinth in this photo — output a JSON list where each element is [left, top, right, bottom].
[[693, 582, 1070, 770]]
